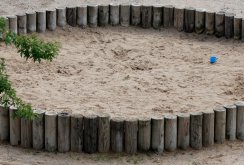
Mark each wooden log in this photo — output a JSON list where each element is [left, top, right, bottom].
[[151, 116, 164, 153], [164, 115, 177, 152], [202, 111, 214, 147], [110, 117, 124, 153], [58, 112, 70, 153], [215, 11, 225, 37], [3, 17, 9, 31], [77, 5, 87, 28], [109, 3, 120, 26], [21, 118, 32, 148], [131, 4, 141, 26], [45, 111, 57, 152], [98, 113, 110, 153], [234, 16, 242, 40], [152, 5, 163, 29], [66, 6, 77, 27], [56, 7, 66, 27], [0, 105, 9, 141], [17, 13, 27, 35], [70, 114, 83, 152], [98, 4, 109, 27], [195, 8, 206, 34], [83, 114, 98, 153], [184, 7, 195, 33], [235, 101, 244, 141], [225, 13, 235, 39], [120, 3, 130, 27], [88, 4, 98, 28], [205, 11, 215, 35], [124, 118, 138, 154], [224, 105, 236, 140], [242, 19, 244, 42], [177, 114, 190, 150], [26, 11, 36, 33], [214, 107, 226, 144], [46, 9, 56, 31], [163, 5, 174, 28], [32, 109, 45, 150], [36, 10, 46, 33], [9, 106, 20, 145], [8, 15, 18, 33], [138, 117, 151, 151], [141, 5, 152, 28], [190, 112, 203, 150], [174, 7, 184, 31]]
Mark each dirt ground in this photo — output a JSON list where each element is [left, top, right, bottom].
[[0, 0, 244, 165]]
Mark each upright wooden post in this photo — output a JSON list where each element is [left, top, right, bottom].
[[58, 112, 70, 153], [174, 7, 184, 31], [234, 16, 242, 40], [138, 117, 151, 151], [109, 3, 120, 26], [141, 5, 152, 28], [164, 115, 177, 152], [36, 10, 46, 33], [202, 111, 214, 147], [21, 118, 32, 148], [88, 4, 98, 27], [66, 6, 77, 27], [8, 16, 18, 33], [195, 8, 205, 34], [110, 118, 124, 153], [46, 9, 56, 31], [215, 11, 225, 37], [163, 5, 174, 28], [3, 17, 9, 31], [131, 4, 141, 26], [214, 107, 226, 144], [77, 5, 87, 28], [70, 114, 83, 152], [83, 114, 98, 153], [9, 106, 20, 145], [98, 114, 110, 153], [205, 11, 215, 35], [184, 7, 195, 33], [225, 13, 235, 39], [124, 118, 138, 154], [32, 110, 45, 150], [26, 11, 36, 33], [120, 3, 130, 27], [190, 112, 203, 150], [152, 5, 163, 29], [45, 111, 57, 152], [0, 105, 9, 141], [236, 102, 244, 141], [242, 19, 244, 42], [177, 114, 190, 150], [56, 7, 66, 27], [17, 14, 27, 35], [224, 105, 237, 140], [98, 4, 109, 27], [151, 116, 164, 153]]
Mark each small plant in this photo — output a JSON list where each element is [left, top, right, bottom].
[[0, 16, 60, 120]]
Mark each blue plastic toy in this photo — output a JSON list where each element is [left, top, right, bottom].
[[210, 56, 218, 64]]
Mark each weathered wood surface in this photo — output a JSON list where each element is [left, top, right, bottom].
[[109, 3, 120, 26], [236, 101, 244, 141], [36, 10, 46, 33], [66, 6, 77, 27], [21, 118, 32, 148], [45, 111, 57, 152], [120, 3, 130, 27], [215, 11, 225, 37], [205, 11, 215, 35], [46, 9, 56, 31], [141, 5, 152, 28], [131, 4, 141, 26], [202, 111, 214, 147], [8, 15, 18, 33], [98, 4, 109, 26], [110, 118, 124, 153], [9, 106, 20, 145], [58, 112, 71, 153], [195, 8, 205, 34], [190, 112, 203, 150], [98, 113, 110, 153], [224, 105, 237, 140], [214, 107, 226, 144], [225, 13, 235, 39], [17, 14, 27, 34], [32, 109, 45, 150], [0, 105, 9, 141], [151, 116, 164, 153], [138, 117, 151, 152], [26, 11, 36, 33], [124, 118, 138, 154], [174, 7, 184, 31], [56, 7, 66, 27], [77, 5, 87, 28], [184, 7, 195, 33], [164, 115, 177, 152], [177, 114, 190, 150], [70, 114, 83, 152]]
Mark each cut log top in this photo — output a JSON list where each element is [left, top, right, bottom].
[[225, 13, 235, 17], [16, 13, 26, 17], [58, 112, 70, 117], [214, 106, 226, 112], [131, 3, 141, 7], [88, 4, 98, 7], [153, 5, 163, 8], [190, 112, 203, 116], [33, 109, 45, 115], [142, 4, 152, 7], [120, 3, 130, 7], [203, 110, 214, 114], [71, 114, 83, 118], [56, 7, 66, 10], [110, 3, 119, 6], [178, 113, 190, 118], [235, 101, 244, 107], [78, 4, 87, 8], [196, 8, 206, 12], [26, 11, 36, 15], [7, 15, 17, 18], [165, 115, 177, 120], [185, 7, 196, 11], [36, 10, 46, 13], [151, 116, 164, 121], [98, 113, 110, 119], [45, 111, 58, 116], [224, 104, 237, 109], [46, 9, 56, 12]]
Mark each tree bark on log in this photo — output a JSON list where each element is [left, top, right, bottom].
[[88, 5, 98, 27], [202, 111, 214, 147], [141, 5, 152, 28], [98, 113, 110, 153], [26, 11, 36, 33], [98, 4, 109, 27], [8, 15, 18, 33], [17, 14, 27, 35], [56, 7, 66, 27], [46, 9, 56, 31], [66, 7, 77, 27], [36, 10, 46, 33], [215, 11, 225, 37], [190, 112, 203, 150], [151, 116, 164, 153], [138, 117, 151, 152], [225, 13, 235, 39], [235, 101, 244, 141], [0, 105, 9, 141], [124, 118, 138, 154], [177, 114, 190, 150], [164, 115, 177, 152], [224, 105, 237, 140], [58, 112, 70, 153], [83, 114, 98, 153], [21, 118, 32, 148], [214, 107, 226, 144], [109, 3, 120, 26], [45, 111, 57, 152], [110, 118, 124, 153], [9, 106, 20, 145], [205, 11, 215, 35], [174, 7, 184, 31], [70, 114, 83, 152], [234, 16, 242, 40], [131, 4, 141, 26], [195, 8, 205, 34], [120, 3, 130, 27], [152, 5, 163, 29], [77, 5, 87, 28], [32, 109, 45, 150]]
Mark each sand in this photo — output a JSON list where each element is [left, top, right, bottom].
[[0, 0, 244, 164]]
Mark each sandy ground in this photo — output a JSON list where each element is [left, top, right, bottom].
[[0, 0, 244, 165]]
